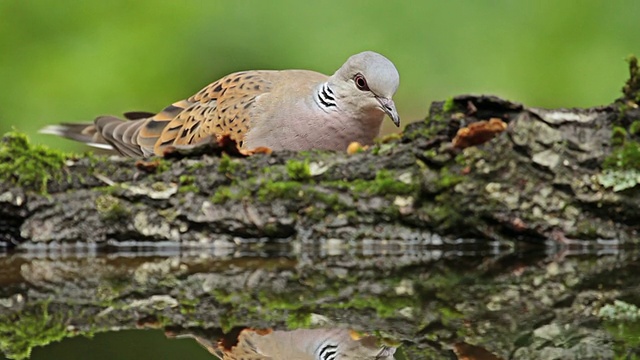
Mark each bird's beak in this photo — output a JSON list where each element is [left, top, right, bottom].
[[376, 97, 400, 127]]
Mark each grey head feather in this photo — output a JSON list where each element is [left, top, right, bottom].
[[327, 51, 401, 127], [332, 51, 400, 98]]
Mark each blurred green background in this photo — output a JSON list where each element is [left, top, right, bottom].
[[1, 0, 639, 154], [0, 3, 639, 358]]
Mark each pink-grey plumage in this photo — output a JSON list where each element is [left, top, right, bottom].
[[41, 51, 400, 157]]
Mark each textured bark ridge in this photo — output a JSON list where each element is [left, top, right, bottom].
[[1, 58, 640, 247]]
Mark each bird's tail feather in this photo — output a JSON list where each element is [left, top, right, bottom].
[[39, 123, 114, 150]]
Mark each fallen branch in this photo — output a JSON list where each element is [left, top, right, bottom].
[[1, 57, 639, 247]]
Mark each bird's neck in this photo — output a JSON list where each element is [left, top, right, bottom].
[[310, 82, 383, 148], [314, 82, 338, 112]]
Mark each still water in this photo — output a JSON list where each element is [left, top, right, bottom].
[[0, 245, 638, 359]]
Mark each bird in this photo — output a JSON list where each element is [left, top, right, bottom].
[[41, 51, 400, 157], [169, 327, 397, 360]]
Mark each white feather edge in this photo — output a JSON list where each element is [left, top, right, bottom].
[[39, 125, 114, 150]]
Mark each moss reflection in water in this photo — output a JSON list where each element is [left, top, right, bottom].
[[0, 302, 68, 360], [27, 330, 211, 360], [598, 300, 640, 359]]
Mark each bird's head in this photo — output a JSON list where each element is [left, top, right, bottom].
[[331, 51, 400, 127]]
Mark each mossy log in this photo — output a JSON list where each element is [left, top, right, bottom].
[[1, 58, 640, 248]]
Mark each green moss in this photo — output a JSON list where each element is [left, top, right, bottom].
[[601, 114, 640, 191], [218, 153, 239, 174], [403, 105, 452, 141], [178, 297, 200, 315], [209, 272, 426, 335], [630, 121, 640, 136], [331, 294, 415, 318], [438, 305, 465, 325], [0, 302, 70, 360], [257, 180, 346, 210], [211, 187, 231, 204], [286, 159, 311, 181], [612, 126, 628, 147], [261, 166, 274, 175], [601, 118, 640, 190], [187, 161, 205, 170], [599, 299, 640, 358], [178, 184, 199, 193], [211, 289, 237, 304], [178, 174, 199, 193], [258, 181, 303, 201], [211, 185, 249, 204], [259, 222, 278, 236], [158, 208, 178, 222], [419, 194, 466, 232], [431, 111, 450, 124], [213, 168, 416, 212], [94, 184, 124, 196], [286, 312, 312, 329], [623, 55, 640, 102], [604, 141, 640, 170], [605, 321, 640, 359], [422, 149, 437, 159], [574, 219, 599, 238], [437, 167, 464, 189], [256, 289, 304, 311], [443, 97, 455, 112], [195, 170, 333, 216], [179, 175, 195, 184], [149, 158, 171, 173], [97, 277, 130, 301], [95, 194, 130, 220], [349, 170, 417, 196], [0, 131, 71, 193], [377, 132, 402, 144], [312, 192, 343, 211], [374, 143, 395, 156], [454, 152, 469, 166]]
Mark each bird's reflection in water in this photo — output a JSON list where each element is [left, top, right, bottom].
[[167, 327, 396, 360]]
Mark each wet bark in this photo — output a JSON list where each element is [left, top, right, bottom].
[[0, 250, 637, 359], [1, 58, 640, 248]]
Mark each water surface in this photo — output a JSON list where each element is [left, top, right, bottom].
[[0, 245, 637, 359]]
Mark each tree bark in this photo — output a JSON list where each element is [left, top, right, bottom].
[[1, 58, 639, 248], [0, 248, 636, 358]]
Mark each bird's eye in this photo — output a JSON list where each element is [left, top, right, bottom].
[[354, 73, 369, 91]]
